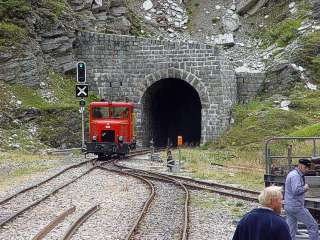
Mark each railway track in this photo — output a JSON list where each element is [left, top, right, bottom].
[[115, 161, 259, 203], [0, 159, 96, 228], [100, 162, 190, 240], [0, 149, 258, 239], [0, 149, 153, 236]]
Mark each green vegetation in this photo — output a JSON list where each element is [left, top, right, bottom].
[[255, 0, 311, 48], [0, 22, 26, 48], [8, 71, 98, 110], [0, 151, 67, 191], [0, 152, 61, 164], [185, 0, 200, 30], [171, 87, 320, 191], [259, 18, 302, 47], [215, 87, 320, 151], [215, 100, 309, 150], [191, 194, 252, 218], [162, 148, 264, 190], [40, 0, 69, 17], [0, 71, 99, 150], [300, 31, 320, 83], [0, 0, 31, 20], [289, 123, 320, 137], [127, 10, 146, 37]]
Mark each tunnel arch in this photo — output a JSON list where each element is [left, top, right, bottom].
[[77, 32, 237, 147], [138, 68, 210, 105], [137, 68, 210, 147]]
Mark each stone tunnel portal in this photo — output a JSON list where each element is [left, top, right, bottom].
[[142, 78, 201, 147]]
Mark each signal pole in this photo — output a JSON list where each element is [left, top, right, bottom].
[[76, 61, 88, 152], [80, 98, 86, 151]]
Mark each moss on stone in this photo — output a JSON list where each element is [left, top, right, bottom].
[[0, 0, 31, 21], [0, 70, 100, 149], [300, 31, 320, 83], [37, 109, 82, 148], [215, 99, 311, 149], [254, 0, 311, 48], [259, 18, 302, 47], [40, 0, 69, 17], [0, 22, 27, 48]]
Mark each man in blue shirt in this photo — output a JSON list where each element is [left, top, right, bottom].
[[284, 158, 319, 240], [232, 186, 291, 240]]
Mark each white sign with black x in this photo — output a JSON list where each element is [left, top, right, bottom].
[[76, 84, 89, 98]]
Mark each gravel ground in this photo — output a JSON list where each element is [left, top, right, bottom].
[[0, 154, 259, 239], [0, 160, 93, 220], [188, 190, 257, 240], [132, 180, 185, 240], [120, 155, 259, 240], [0, 168, 149, 240], [0, 155, 87, 198]]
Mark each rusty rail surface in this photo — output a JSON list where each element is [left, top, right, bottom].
[[0, 159, 94, 205], [0, 167, 97, 228], [109, 159, 190, 240], [32, 206, 76, 240], [62, 205, 100, 240], [124, 173, 155, 240], [116, 163, 259, 203]]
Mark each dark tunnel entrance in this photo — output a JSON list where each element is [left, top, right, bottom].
[[142, 78, 201, 147]]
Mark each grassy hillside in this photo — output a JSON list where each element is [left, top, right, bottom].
[[0, 71, 99, 152]]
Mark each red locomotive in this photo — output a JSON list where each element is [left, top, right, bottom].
[[86, 101, 136, 158]]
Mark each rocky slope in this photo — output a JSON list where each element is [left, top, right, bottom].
[[0, 0, 319, 150]]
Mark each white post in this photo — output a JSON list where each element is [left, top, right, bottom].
[[80, 106, 85, 151], [179, 147, 181, 167]]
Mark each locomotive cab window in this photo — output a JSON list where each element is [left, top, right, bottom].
[[112, 107, 129, 119], [92, 107, 109, 119]]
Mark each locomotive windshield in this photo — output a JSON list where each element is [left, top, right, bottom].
[[92, 106, 129, 119]]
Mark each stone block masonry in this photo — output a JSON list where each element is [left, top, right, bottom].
[[76, 32, 237, 146]]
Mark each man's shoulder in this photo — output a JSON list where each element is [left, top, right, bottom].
[[271, 212, 286, 223], [287, 169, 299, 178], [240, 208, 274, 221], [268, 212, 289, 230]]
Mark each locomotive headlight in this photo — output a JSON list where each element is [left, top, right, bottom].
[[118, 136, 123, 143], [92, 135, 97, 142]]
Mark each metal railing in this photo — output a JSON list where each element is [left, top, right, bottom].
[[264, 137, 320, 174]]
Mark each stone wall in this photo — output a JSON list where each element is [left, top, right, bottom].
[[76, 32, 237, 145], [236, 71, 265, 103]]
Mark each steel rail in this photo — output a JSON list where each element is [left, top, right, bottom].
[[118, 149, 259, 196], [0, 167, 97, 228], [117, 163, 259, 203], [97, 165, 155, 240], [124, 173, 155, 240], [32, 206, 76, 240], [62, 205, 100, 240], [112, 157, 190, 240], [144, 171, 190, 240], [0, 148, 152, 206], [118, 167, 190, 240], [0, 159, 94, 205], [115, 161, 259, 195], [128, 170, 258, 202]]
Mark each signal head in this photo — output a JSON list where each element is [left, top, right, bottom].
[[77, 62, 86, 83]]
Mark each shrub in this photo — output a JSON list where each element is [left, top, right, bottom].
[[0, 22, 26, 47], [40, 0, 69, 17], [289, 123, 320, 137], [0, 0, 31, 21], [265, 18, 301, 47], [300, 31, 320, 83]]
